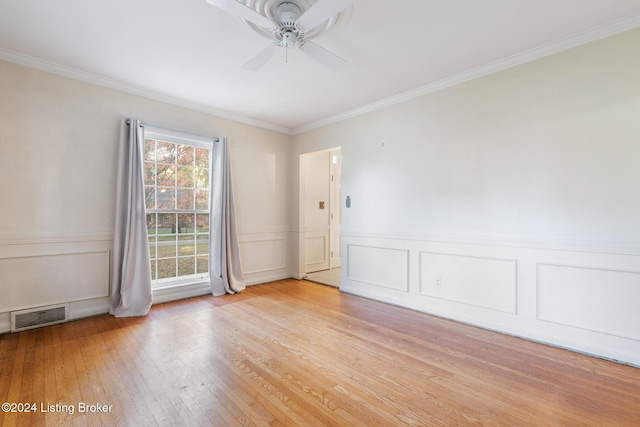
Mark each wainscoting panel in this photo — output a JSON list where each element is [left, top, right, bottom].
[[237, 230, 292, 285], [305, 230, 329, 273], [239, 238, 287, 275], [419, 252, 517, 314], [537, 263, 640, 340], [0, 250, 109, 312], [346, 244, 409, 292], [306, 235, 327, 265]]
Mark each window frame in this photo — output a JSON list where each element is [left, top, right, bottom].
[[143, 126, 214, 289]]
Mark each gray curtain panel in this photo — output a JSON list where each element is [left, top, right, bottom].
[[209, 138, 245, 295], [110, 118, 153, 316]]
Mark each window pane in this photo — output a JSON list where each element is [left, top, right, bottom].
[[196, 214, 209, 233], [148, 236, 157, 259], [157, 165, 175, 187], [177, 145, 195, 165], [146, 213, 157, 236], [157, 238, 176, 258], [144, 162, 156, 186], [196, 239, 208, 256], [157, 188, 176, 210], [150, 259, 157, 281], [196, 256, 209, 274], [195, 168, 209, 189], [177, 166, 195, 188], [195, 147, 209, 168], [178, 257, 196, 277], [176, 189, 194, 210], [144, 139, 156, 161], [157, 258, 176, 280], [156, 141, 175, 164], [178, 241, 195, 256], [145, 187, 156, 209], [178, 213, 194, 233], [157, 213, 176, 233], [195, 190, 209, 210]]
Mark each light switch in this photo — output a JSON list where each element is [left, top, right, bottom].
[[319, 201, 325, 209]]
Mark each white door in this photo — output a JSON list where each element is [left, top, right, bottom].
[[303, 150, 331, 273]]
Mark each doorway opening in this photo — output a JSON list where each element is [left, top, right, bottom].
[[299, 148, 341, 287]]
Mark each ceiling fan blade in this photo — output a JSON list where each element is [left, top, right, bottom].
[[301, 42, 347, 71], [206, 0, 274, 28], [297, 0, 357, 30], [242, 45, 280, 71]]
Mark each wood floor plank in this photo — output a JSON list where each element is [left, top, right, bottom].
[[245, 293, 492, 416], [1, 279, 640, 426]]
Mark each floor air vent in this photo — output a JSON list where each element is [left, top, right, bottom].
[[11, 303, 69, 332]]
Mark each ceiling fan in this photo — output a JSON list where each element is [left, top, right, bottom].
[[207, 0, 357, 71]]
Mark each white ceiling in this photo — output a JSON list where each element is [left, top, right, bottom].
[[2, 0, 640, 133]]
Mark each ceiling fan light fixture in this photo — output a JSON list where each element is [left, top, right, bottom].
[[280, 31, 300, 48]]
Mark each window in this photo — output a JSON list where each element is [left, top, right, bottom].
[[143, 127, 213, 288]]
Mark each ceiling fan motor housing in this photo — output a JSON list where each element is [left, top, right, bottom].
[[275, 2, 301, 24], [273, 2, 306, 48]]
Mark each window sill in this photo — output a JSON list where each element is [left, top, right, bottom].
[[152, 280, 212, 305]]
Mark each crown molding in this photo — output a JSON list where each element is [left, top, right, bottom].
[[3, 11, 640, 138], [292, 12, 640, 135], [0, 48, 293, 136]]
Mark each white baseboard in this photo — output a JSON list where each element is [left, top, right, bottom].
[[245, 272, 293, 286], [69, 297, 110, 320], [0, 313, 9, 334]]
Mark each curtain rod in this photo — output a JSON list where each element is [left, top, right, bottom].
[[125, 119, 144, 128], [125, 119, 220, 142]]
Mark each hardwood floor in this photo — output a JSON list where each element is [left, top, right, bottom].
[[1, 279, 639, 426]]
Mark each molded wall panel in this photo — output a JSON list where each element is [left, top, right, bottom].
[[347, 245, 409, 292], [0, 250, 109, 312], [305, 234, 327, 264], [239, 238, 287, 275], [420, 252, 517, 313], [537, 264, 640, 340]]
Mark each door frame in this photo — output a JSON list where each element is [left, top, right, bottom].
[[298, 147, 341, 277]]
